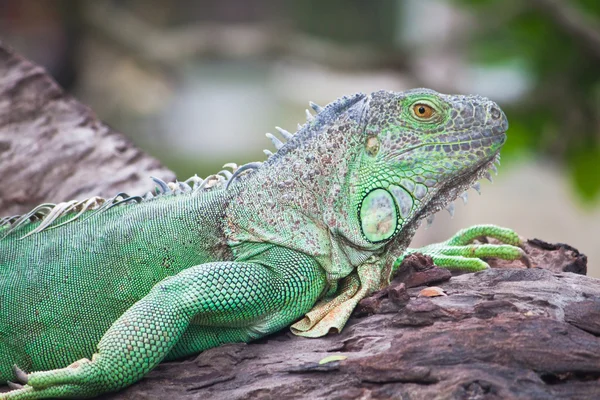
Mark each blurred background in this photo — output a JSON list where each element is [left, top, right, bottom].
[[1, 0, 599, 277]]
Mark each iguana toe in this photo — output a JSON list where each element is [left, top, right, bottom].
[[398, 225, 529, 272]]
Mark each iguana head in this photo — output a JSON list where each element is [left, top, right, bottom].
[[225, 88, 508, 272], [353, 88, 507, 244]]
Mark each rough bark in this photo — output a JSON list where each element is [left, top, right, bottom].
[[1, 42, 599, 400], [0, 41, 174, 217]]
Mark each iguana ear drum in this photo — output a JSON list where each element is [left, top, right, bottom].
[[359, 188, 398, 243]]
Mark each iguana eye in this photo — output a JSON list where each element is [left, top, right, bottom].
[[412, 103, 435, 119]]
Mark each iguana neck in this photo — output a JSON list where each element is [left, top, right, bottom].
[[224, 99, 376, 281]]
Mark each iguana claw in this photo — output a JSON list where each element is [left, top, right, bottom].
[[12, 365, 28, 384], [7, 381, 24, 390], [518, 252, 531, 268]]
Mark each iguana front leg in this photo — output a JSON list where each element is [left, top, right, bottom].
[[2, 248, 327, 400], [291, 258, 383, 338], [395, 224, 528, 272]]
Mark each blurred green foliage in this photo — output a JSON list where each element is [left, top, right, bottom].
[[455, 0, 600, 203], [291, 0, 396, 47]]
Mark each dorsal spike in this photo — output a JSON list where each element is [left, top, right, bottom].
[[106, 196, 143, 211], [167, 182, 178, 192], [0, 216, 15, 228], [309, 101, 324, 113], [222, 163, 238, 171], [151, 177, 171, 195], [460, 192, 468, 204], [275, 126, 293, 140], [263, 149, 274, 157], [265, 133, 284, 150], [226, 161, 263, 189], [297, 123, 302, 130], [184, 175, 204, 190], [446, 202, 455, 218], [193, 178, 211, 193], [178, 182, 192, 192], [2, 203, 54, 238], [79, 192, 130, 223], [19, 200, 79, 239], [45, 197, 106, 233], [484, 171, 493, 183], [426, 214, 435, 228], [218, 170, 233, 180], [7, 381, 23, 390], [305, 109, 314, 122], [472, 182, 481, 194]]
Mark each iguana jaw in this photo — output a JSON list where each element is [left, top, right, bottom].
[[415, 150, 502, 227]]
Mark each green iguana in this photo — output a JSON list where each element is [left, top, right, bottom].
[[0, 89, 526, 399]]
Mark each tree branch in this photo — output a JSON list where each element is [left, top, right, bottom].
[[0, 41, 175, 217]]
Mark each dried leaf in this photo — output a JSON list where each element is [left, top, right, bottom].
[[318, 355, 347, 365], [418, 286, 447, 297]]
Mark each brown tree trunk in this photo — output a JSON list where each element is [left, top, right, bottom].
[[0, 41, 174, 217]]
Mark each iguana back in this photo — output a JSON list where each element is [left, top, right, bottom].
[[0, 189, 233, 379]]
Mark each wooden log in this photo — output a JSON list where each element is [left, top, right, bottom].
[[0, 41, 174, 217]]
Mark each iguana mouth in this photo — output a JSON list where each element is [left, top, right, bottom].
[[391, 133, 505, 159]]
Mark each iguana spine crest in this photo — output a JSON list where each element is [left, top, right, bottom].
[[0, 98, 334, 238]]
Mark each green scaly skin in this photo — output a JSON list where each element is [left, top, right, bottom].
[[0, 89, 525, 399]]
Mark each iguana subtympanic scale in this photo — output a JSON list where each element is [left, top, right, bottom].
[[0, 89, 525, 399]]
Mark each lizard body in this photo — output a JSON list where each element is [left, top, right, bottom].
[[0, 89, 524, 399]]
